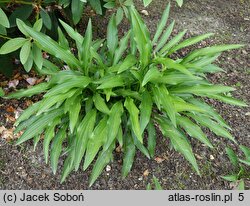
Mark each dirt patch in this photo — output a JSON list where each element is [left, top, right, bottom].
[[0, 0, 249, 189]]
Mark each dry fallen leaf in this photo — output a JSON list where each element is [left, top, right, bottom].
[[8, 79, 19, 89], [26, 77, 38, 86], [154, 157, 165, 163], [143, 169, 149, 177]]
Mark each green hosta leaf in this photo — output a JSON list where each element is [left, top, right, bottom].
[[20, 21, 81, 68], [142, 67, 161, 87], [238, 179, 245, 190], [153, 176, 163, 190], [58, 27, 70, 50], [43, 118, 61, 164], [33, 19, 43, 31], [226, 147, 239, 167], [130, 6, 152, 67], [96, 75, 124, 89], [74, 109, 97, 170], [33, 44, 43, 70], [140, 90, 152, 133], [81, 19, 92, 72], [131, 130, 150, 159], [171, 85, 235, 95], [207, 94, 247, 107], [71, 0, 84, 24], [152, 2, 170, 44], [113, 31, 131, 65], [159, 29, 187, 55], [116, 7, 124, 25], [147, 120, 156, 157], [154, 20, 175, 52], [23, 51, 33, 72], [59, 20, 83, 44], [0, 8, 10, 28], [15, 102, 41, 126], [182, 44, 244, 64], [239, 145, 250, 161], [143, 0, 153, 7], [156, 115, 200, 175], [40, 8, 52, 30], [89, 0, 103, 14], [175, 0, 184, 7], [45, 76, 91, 97], [68, 95, 81, 133], [188, 98, 231, 130], [154, 73, 200, 85], [222, 174, 238, 182], [0, 25, 6, 35], [93, 93, 110, 114], [107, 14, 118, 58], [104, 102, 123, 150], [16, 108, 64, 145], [84, 116, 108, 170], [50, 126, 67, 174], [0, 38, 27, 54], [89, 145, 114, 187], [188, 114, 236, 143], [9, 5, 33, 27], [168, 33, 214, 55], [117, 55, 137, 74], [20, 40, 31, 65], [124, 97, 142, 143], [177, 116, 213, 148], [122, 133, 136, 178], [6, 82, 49, 99], [15, 115, 40, 134]]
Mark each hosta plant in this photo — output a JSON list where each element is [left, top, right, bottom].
[[5, 3, 247, 186]]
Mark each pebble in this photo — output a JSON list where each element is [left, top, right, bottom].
[[141, 10, 149, 16], [106, 165, 111, 172], [210, 155, 215, 160]]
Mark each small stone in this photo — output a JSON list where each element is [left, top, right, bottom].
[[154, 157, 165, 163], [141, 10, 149, 16], [138, 176, 143, 181], [143, 169, 149, 177], [106, 165, 111, 172], [26, 77, 37, 86], [245, 112, 250, 116], [8, 79, 19, 88], [210, 155, 215, 160]]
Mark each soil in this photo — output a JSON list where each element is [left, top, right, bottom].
[[0, 0, 250, 190]]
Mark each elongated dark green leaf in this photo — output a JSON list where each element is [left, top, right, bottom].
[[154, 20, 175, 52], [147, 120, 156, 157], [207, 94, 247, 107], [33, 44, 43, 70], [122, 133, 136, 177], [0, 8, 10, 28], [171, 85, 235, 95], [89, 0, 103, 14], [58, 27, 70, 50], [140, 90, 152, 133], [130, 6, 152, 67], [40, 8, 52, 30], [221, 175, 238, 182], [107, 14, 118, 58], [20, 40, 31, 65], [177, 116, 213, 148], [159, 29, 187, 55], [125, 97, 142, 143], [43, 118, 61, 164], [104, 102, 123, 150], [0, 87, 4, 97], [50, 126, 67, 174], [96, 75, 124, 89], [117, 55, 137, 74], [168, 33, 214, 55], [15, 102, 41, 126], [9, 5, 32, 27], [226, 147, 239, 167], [15, 115, 41, 134], [152, 2, 170, 44], [5, 83, 49, 99], [188, 113, 236, 143], [153, 176, 163, 190], [143, 0, 153, 7], [113, 31, 131, 65], [81, 19, 92, 72], [20, 21, 81, 68], [68, 95, 81, 133], [0, 38, 27, 54], [16, 108, 64, 145], [84, 116, 108, 170], [156, 115, 200, 175], [142, 67, 161, 86], [74, 109, 96, 170], [89, 145, 114, 187], [93, 93, 110, 114], [71, 0, 84, 25], [182, 44, 244, 63], [33, 19, 43, 31], [240, 145, 250, 161], [131, 130, 150, 158]]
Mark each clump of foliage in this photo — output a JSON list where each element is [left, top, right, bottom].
[[3, 2, 246, 186], [222, 146, 250, 190], [146, 176, 163, 190]]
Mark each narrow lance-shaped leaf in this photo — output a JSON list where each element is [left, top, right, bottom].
[[147, 120, 156, 158], [152, 2, 170, 44], [140, 90, 152, 133], [0, 8, 10, 28], [124, 97, 142, 143], [122, 133, 136, 178], [0, 38, 27, 54], [107, 14, 118, 59]]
